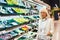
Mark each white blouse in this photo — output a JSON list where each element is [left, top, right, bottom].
[[39, 19, 48, 35], [37, 18, 54, 36]]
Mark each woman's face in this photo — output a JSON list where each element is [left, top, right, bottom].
[[41, 12, 47, 19]]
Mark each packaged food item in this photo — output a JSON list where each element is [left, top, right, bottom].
[[7, 19, 19, 26], [24, 16, 35, 22], [18, 31, 36, 40], [6, 0, 18, 5], [19, 0, 25, 6], [12, 8, 29, 14], [21, 25, 29, 31], [0, 0, 6, 3], [0, 24, 5, 29], [3, 7, 15, 14], [18, 36, 27, 40], [28, 16, 36, 21], [5, 24, 12, 28], [0, 6, 8, 14], [13, 18, 29, 24], [14, 28, 24, 34], [0, 34, 11, 40], [33, 15, 39, 19], [8, 32, 18, 37]]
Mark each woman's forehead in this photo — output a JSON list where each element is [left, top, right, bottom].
[[40, 11, 47, 14]]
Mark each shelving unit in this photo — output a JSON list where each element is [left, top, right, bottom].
[[0, 0, 45, 40]]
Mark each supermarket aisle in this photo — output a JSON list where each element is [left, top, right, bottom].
[[53, 20, 60, 40]]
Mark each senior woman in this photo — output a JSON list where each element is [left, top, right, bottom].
[[36, 8, 54, 40]]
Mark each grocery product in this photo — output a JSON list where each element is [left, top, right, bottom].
[[0, 0, 41, 40], [7, 19, 19, 25], [19, 0, 25, 6], [12, 28, 25, 34], [13, 18, 29, 24], [33, 16, 39, 19], [12, 8, 29, 14], [0, 22, 5, 29], [6, 0, 18, 5], [0, 0, 6, 4], [0, 34, 11, 40], [21, 25, 29, 31], [3, 7, 15, 14], [14, 28, 24, 34], [24, 16, 36, 22], [18, 36, 27, 40], [0, 6, 8, 14], [8, 32, 18, 37]]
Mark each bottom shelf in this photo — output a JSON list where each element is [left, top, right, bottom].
[[14, 31, 37, 40], [0, 22, 38, 40]]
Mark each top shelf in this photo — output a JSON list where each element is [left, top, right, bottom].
[[0, 0, 36, 9], [0, 3, 27, 9], [0, 0, 44, 16], [0, 0, 43, 9]]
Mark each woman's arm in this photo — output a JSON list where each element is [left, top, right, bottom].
[[47, 19, 54, 36], [50, 19, 54, 34]]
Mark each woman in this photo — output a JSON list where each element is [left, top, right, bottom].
[[36, 8, 54, 40], [53, 11, 60, 40]]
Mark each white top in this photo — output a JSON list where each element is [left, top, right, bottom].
[[36, 18, 54, 40], [37, 18, 54, 36], [39, 19, 48, 35]]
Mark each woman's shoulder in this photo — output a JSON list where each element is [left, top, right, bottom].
[[48, 18, 53, 20], [48, 18, 53, 21]]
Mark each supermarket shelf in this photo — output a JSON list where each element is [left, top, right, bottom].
[[0, 9, 39, 16], [0, 13, 23, 16], [23, 15, 39, 17], [0, 15, 39, 31], [14, 31, 37, 40], [0, 1, 40, 40], [0, 13, 39, 16], [0, 2, 38, 10], [12, 32, 28, 40], [0, 0, 44, 10], [0, 22, 38, 40], [0, 21, 30, 31], [27, 0, 43, 7], [10, 31, 30, 40], [0, 21, 37, 34], [0, 12, 18, 16], [0, 14, 39, 16], [14, 32, 30, 40], [6, 21, 38, 31], [13, 22, 38, 40], [0, 3, 26, 9], [0, 0, 41, 16]]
